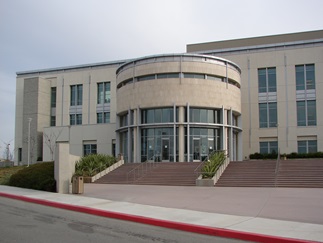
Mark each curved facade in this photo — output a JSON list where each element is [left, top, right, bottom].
[[116, 54, 242, 162]]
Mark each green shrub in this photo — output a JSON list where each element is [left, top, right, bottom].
[[201, 151, 226, 179], [249, 151, 323, 159], [74, 154, 116, 177], [9, 162, 56, 192]]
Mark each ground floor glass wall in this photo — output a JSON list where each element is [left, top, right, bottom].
[[117, 106, 242, 162], [141, 128, 175, 162]]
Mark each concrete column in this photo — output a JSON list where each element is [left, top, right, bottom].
[[55, 143, 72, 194], [178, 106, 185, 162]]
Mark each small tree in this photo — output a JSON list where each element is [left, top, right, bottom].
[[43, 129, 63, 161]]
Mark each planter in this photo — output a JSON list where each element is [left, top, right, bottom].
[[83, 177, 93, 183], [196, 175, 215, 187]]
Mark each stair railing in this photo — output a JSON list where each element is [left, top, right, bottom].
[[126, 160, 159, 183], [275, 148, 281, 187]]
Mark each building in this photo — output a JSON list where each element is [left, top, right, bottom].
[[187, 30, 323, 159], [14, 30, 323, 165]]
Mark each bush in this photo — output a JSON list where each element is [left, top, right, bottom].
[[74, 154, 116, 177], [201, 151, 226, 179], [9, 162, 56, 192], [249, 151, 323, 160]]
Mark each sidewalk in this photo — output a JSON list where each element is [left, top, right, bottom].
[[1, 184, 323, 243]]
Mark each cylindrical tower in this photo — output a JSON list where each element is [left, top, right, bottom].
[[116, 54, 242, 162]]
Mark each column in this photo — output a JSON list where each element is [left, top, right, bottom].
[[178, 106, 185, 162]]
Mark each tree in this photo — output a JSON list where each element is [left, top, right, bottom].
[[1, 139, 13, 161], [43, 129, 63, 161]]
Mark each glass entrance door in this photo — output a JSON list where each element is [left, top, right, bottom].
[[193, 138, 201, 161], [162, 138, 170, 162], [147, 138, 154, 162]]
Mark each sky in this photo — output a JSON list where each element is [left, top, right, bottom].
[[0, 0, 322, 158]]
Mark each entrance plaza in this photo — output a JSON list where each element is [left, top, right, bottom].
[[1, 185, 322, 242]]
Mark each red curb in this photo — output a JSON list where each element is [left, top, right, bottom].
[[0, 191, 318, 243]]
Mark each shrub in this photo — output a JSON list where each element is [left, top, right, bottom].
[[201, 151, 226, 179], [249, 151, 323, 159], [9, 162, 56, 192], [74, 154, 116, 177]]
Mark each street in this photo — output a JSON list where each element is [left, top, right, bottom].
[[0, 197, 247, 243]]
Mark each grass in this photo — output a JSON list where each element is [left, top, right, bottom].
[[0, 166, 25, 185]]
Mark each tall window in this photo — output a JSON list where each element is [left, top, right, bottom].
[[97, 112, 110, 124], [296, 64, 315, 90], [97, 82, 110, 104], [50, 116, 56, 126], [259, 102, 277, 128], [51, 87, 56, 108], [297, 100, 316, 126], [260, 141, 278, 154], [70, 84, 83, 106], [258, 67, 276, 93], [70, 114, 82, 125], [298, 140, 317, 154]]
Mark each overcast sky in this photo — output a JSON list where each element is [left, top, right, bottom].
[[0, 0, 322, 158]]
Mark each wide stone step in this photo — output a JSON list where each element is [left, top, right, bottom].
[[216, 159, 323, 188]]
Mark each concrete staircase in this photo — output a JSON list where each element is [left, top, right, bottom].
[[94, 162, 202, 186], [216, 159, 323, 188], [276, 159, 323, 188], [215, 160, 276, 187]]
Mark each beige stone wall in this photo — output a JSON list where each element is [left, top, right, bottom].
[[204, 45, 323, 158], [15, 64, 119, 164], [116, 56, 241, 115]]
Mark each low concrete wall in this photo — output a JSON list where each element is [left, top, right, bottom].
[[0, 161, 14, 168], [84, 160, 125, 183]]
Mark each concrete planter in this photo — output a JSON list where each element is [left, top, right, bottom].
[[84, 160, 125, 183], [196, 175, 215, 187]]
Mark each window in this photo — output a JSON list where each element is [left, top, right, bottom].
[[50, 116, 56, 126], [297, 100, 316, 126], [83, 144, 97, 156], [260, 141, 278, 154], [97, 112, 110, 124], [137, 75, 155, 81], [183, 73, 205, 79], [296, 64, 315, 90], [70, 114, 82, 125], [51, 87, 56, 108], [258, 67, 276, 93], [70, 84, 82, 106], [141, 108, 174, 124], [157, 73, 179, 79], [298, 140, 317, 154], [97, 82, 111, 104], [259, 102, 277, 128]]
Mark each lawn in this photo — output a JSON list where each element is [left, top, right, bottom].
[[0, 166, 25, 185]]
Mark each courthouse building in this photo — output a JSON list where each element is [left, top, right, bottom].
[[14, 30, 323, 164]]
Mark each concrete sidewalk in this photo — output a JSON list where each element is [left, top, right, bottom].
[[0, 185, 323, 242]]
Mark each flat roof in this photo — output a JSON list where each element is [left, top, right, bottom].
[[16, 59, 130, 77], [187, 30, 323, 53]]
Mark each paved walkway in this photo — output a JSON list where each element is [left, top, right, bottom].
[[1, 184, 323, 242]]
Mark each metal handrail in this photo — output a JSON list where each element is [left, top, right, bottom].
[[126, 161, 159, 183], [275, 148, 280, 174]]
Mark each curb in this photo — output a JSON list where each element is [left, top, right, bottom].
[[0, 192, 316, 243]]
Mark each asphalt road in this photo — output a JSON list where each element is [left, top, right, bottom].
[[0, 197, 248, 243]]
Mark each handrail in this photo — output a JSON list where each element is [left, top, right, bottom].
[[275, 148, 280, 174], [126, 161, 159, 183]]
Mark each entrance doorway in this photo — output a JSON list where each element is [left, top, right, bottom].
[[162, 138, 170, 162], [147, 138, 154, 162], [193, 138, 200, 161]]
